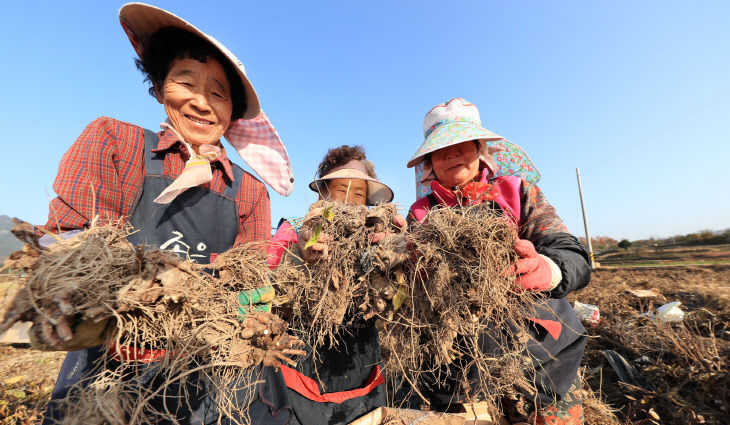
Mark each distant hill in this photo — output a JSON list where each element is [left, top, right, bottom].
[[0, 215, 23, 261]]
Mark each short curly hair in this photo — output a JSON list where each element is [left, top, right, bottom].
[[134, 27, 247, 121], [316, 145, 376, 178]]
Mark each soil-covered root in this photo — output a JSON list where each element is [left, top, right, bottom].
[[57, 370, 131, 425], [582, 387, 623, 425], [1, 219, 305, 424], [1, 220, 145, 343], [274, 201, 404, 350], [234, 311, 306, 368], [380, 204, 537, 412], [210, 243, 272, 291]]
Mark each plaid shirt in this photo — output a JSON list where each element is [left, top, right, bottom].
[[45, 117, 271, 245]]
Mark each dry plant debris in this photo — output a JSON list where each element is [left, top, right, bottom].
[[0, 219, 304, 425], [570, 266, 730, 425], [0, 345, 64, 425], [276, 201, 538, 417], [274, 201, 405, 351], [380, 204, 537, 416]]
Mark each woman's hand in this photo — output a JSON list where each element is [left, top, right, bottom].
[[238, 286, 276, 318], [370, 214, 407, 244], [28, 317, 112, 352], [297, 208, 333, 263], [509, 239, 561, 291]]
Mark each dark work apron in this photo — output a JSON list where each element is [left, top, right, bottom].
[[285, 319, 386, 425], [43, 129, 293, 425]]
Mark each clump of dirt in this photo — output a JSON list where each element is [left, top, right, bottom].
[[570, 266, 730, 425], [379, 205, 537, 416], [0, 219, 304, 425]]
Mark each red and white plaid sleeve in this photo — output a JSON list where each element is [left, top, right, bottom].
[[234, 173, 272, 246], [45, 117, 145, 233]]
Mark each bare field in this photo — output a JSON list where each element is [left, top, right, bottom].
[[0, 346, 64, 424], [597, 244, 730, 267], [570, 265, 730, 424]]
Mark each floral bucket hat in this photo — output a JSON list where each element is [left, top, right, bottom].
[[408, 98, 541, 199]]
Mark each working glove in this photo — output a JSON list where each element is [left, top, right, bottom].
[[29, 317, 112, 351], [238, 286, 276, 318], [509, 239, 561, 291]]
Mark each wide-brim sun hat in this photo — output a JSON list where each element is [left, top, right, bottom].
[[407, 98, 503, 168], [119, 2, 260, 119], [119, 3, 295, 196], [308, 160, 394, 206], [410, 98, 541, 199]]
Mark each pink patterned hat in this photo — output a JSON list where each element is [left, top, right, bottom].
[[407, 98, 503, 168]]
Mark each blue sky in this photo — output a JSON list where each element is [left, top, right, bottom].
[[1, 1, 728, 241]]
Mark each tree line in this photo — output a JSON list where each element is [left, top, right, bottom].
[[579, 228, 730, 252]]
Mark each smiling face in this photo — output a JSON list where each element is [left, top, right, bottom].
[[157, 57, 233, 153], [319, 178, 368, 206], [430, 140, 481, 189]]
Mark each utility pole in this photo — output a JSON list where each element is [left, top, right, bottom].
[[576, 168, 596, 269]]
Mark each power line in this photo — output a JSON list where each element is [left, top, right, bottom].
[[581, 88, 730, 176]]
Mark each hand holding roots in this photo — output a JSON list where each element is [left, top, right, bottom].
[[237, 311, 306, 369], [275, 201, 406, 348], [277, 203, 538, 410], [1, 204, 543, 419], [380, 205, 537, 407]]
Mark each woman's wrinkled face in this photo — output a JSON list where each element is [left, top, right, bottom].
[[158, 57, 233, 153], [319, 178, 368, 206], [431, 140, 481, 189]]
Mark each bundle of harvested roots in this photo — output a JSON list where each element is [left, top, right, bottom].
[[380, 204, 537, 413], [274, 201, 406, 350], [0, 219, 304, 424]]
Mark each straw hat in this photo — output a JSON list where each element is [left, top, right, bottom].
[[119, 3, 296, 196], [309, 160, 394, 206], [119, 2, 260, 119]]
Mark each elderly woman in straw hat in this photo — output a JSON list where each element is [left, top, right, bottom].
[[267, 145, 402, 424], [37, 3, 294, 424], [406, 98, 591, 424]]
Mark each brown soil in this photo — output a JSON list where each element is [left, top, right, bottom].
[[0, 345, 64, 424], [570, 265, 730, 424], [598, 244, 730, 266]]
